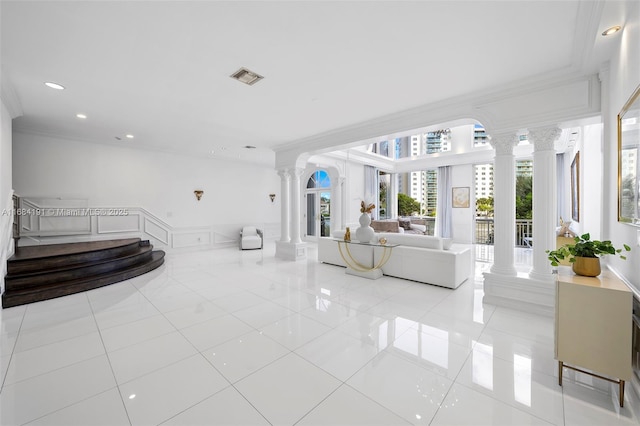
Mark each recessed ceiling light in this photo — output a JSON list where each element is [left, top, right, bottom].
[[243, 145, 257, 149], [44, 82, 65, 90], [602, 25, 621, 36], [125, 134, 134, 139], [76, 113, 87, 119], [230, 67, 264, 86]]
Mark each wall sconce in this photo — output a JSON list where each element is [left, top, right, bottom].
[[194, 190, 204, 201], [269, 193, 276, 203]]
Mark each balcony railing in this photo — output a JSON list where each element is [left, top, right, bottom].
[[403, 217, 532, 247], [475, 218, 533, 247]]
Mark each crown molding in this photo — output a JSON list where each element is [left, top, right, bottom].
[[274, 70, 601, 169]]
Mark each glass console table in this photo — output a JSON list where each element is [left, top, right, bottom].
[[333, 239, 398, 280]]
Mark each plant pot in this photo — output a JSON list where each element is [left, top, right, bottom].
[[572, 256, 601, 277]]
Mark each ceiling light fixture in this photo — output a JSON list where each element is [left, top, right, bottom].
[[44, 82, 65, 90], [230, 67, 264, 86], [125, 134, 134, 139], [76, 113, 87, 119], [243, 145, 257, 149], [602, 25, 621, 36]]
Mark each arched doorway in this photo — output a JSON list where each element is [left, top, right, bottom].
[[305, 170, 331, 240]]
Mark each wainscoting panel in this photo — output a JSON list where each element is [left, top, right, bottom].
[[14, 200, 280, 254], [97, 214, 141, 234], [38, 215, 91, 234], [144, 218, 169, 245], [172, 231, 212, 249]]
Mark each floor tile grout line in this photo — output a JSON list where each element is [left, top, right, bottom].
[[8, 325, 100, 357], [87, 291, 134, 426], [0, 304, 27, 392], [453, 381, 559, 426], [4, 243, 636, 425]]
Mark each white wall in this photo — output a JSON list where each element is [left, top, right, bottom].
[[1, 104, 12, 207], [13, 132, 281, 235], [451, 164, 475, 243], [564, 123, 603, 239], [344, 161, 365, 226], [0, 100, 14, 293], [581, 123, 603, 239], [605, 1, 640, 293]]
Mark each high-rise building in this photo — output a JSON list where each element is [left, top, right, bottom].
[[516, 160, 533, 177], [474, 124, 489, 147], [475, 163, 494, 199]]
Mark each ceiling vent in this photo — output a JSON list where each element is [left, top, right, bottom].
[[230, 67, 264, 86]]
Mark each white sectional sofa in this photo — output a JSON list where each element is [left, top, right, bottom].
[[318, 232, 473, 289]]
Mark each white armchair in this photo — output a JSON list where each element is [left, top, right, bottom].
[[240, 226, 263, 250]]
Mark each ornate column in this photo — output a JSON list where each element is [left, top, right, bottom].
[[528, 127, 562, 281], [276, 167, 308, 261], [488, 133, 518, 276], [389, 173, 398, 219], [277, 169, 290, 243], [289, 167, 305, 244], [332, 177, 344, 234]]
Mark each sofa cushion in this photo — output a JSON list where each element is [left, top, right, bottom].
[[409, 224, 426, 234], [398, 218, 411, 230], [371, 220, 400, 233], [377, 232, 443, 250]]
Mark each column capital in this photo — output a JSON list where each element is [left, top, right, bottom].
[[490, 133, 518, 155], [277, 169, 291, 180], [528, 127, 562, 152], [288, 167, 306, 178]]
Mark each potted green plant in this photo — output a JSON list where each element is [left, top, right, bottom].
[[546, 233, 631, 277]]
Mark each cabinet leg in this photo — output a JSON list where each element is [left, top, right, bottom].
[[558, 361, 563, 386], [620, 380, 625, 407]]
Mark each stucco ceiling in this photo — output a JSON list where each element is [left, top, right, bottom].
[[0, 1, 623, 165]]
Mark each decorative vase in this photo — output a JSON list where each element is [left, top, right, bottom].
[[572, 256, 601, 277], [355, 213, 375, 243]]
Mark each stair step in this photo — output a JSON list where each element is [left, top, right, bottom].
[[2, 251, 165, 308], [8, 238, 143, 275], [5, 245, 154, 291]]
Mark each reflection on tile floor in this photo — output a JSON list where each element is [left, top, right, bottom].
[[1, 242, 638, 425]]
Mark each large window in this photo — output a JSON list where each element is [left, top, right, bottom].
[[474, 124, 489, 147], [306, 170, 331, 238], [307, 170, 331, 189], [369, 130, 451, 160], [379, 171, 391, 219], [424, 170, 438, 216]]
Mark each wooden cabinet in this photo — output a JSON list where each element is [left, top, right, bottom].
[[555, 267, 633, 406]]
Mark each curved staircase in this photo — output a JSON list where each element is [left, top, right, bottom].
[[2, 238, 165, 308]]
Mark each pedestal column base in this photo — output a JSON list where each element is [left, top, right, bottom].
[[483, 271, 555, 316], [275, 241, 307, 261]]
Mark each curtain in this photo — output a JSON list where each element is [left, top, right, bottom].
[[364, 165, 377, 220], [437, 166, 452, 238]]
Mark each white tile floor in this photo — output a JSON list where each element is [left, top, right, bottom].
[[1, 242, 639, 425]]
